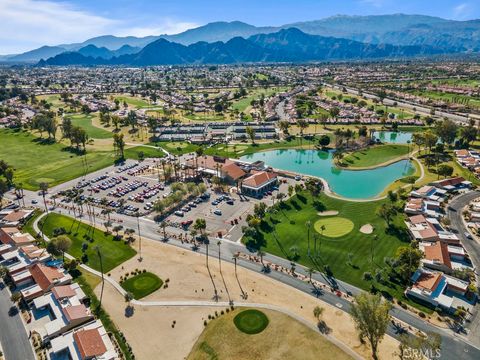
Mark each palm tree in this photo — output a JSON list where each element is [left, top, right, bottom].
[[39, 182, 49, 213], [160, 221, 167, 241], [306, 220, 312, 256], [232, 253, 246, 299], [307, 267, 316, 283], [313, 306, 324, 322], [257, 250, 266, 271], [95, 246, 105, 313], [205, 239, 218, 301], [217, 240, 230, 302], [136, 212, 142, 261]]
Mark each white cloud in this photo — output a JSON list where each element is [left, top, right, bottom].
[[115, 19, 199, 38], [453, 3, 471, 19], [0, 0, 199, 54], [0, 0, 116, 53]]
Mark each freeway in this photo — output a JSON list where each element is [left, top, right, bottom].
[[0, 282, 35, 360]]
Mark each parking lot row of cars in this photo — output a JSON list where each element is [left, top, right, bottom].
[[174, 192, 211, 217], [127, 164, 150, 176], [108, 180, 148, 197], [116, 162, 139, 173]]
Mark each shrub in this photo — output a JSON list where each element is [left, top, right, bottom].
[[418, 312, 426, 318]]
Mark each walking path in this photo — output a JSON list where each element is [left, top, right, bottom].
[[32, 213, 361, 360]]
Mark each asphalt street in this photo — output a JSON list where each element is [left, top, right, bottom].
[[0, 282, 35, 360]]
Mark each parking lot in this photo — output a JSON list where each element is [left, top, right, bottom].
[[57, 159, 171, 216]]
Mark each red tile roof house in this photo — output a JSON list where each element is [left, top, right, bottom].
[[190, 155, 246, 184], [241, 171, 278, 198], [48, 319, 118, 360], [0, 208, 34, 227], [420, 241, 473, 273], [0, 227, 37, 247], [432, 176, 471, 191], [14, 263, 72, 301], [0, 244, 50, 275], [405, 268, 472, 313], [31, 283, 91, 340]]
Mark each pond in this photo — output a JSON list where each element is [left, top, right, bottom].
[[240, 149, 415, 199], [373, 131, 413, 144]]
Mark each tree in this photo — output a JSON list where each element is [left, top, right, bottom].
[[437, 164, 454, 179], [435, 119, 458, 145], [278, 120, 290, 136], [393, 246, 423, 283], [313, 305, 324, 321], [113, 133, 126, 159], [39, 182, 49, 213], [350, 293, 392, 360], [319, 134, 330, 148], [194, 218, 207, 236], [423, 131, 438, 153], [377, 203, 395, 226], [47, 235, 72, 261], [246, 126, 256, 144], [297, 119, 308, 138], [253, 202, 267, 219], [460, 125, 477, 146]]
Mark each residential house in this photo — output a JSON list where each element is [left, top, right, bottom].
[[48, 320, 118, 360]]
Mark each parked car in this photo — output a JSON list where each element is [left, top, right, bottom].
[[174, 211, 184, 217], [214, 209, 222, 215], [464, 231, 473, 239]]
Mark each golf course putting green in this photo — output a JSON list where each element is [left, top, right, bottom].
[[233, 309, 270, 334], [314, 217, 354, 238]]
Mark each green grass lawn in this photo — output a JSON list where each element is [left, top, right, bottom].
[[233, 309, 269, 334], [124, 146, 165, 160], [39, 213, 136, 272], [120, 272, 163, 299], [0, 129, 115, 190], [313, 217, 354, 238], [184, 113, 227, 122], [67, 113, 112, 139], [205, 137, 319, 158], [244, 192, 430, 311], [149, 141, 200, 155], [111, 95, 152, 109], [343, 144, 410, 168], [230, 87, 288, 113], [409, 89, 480, 108]]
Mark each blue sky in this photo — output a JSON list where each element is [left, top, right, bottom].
[[1, 0, 479, 54]]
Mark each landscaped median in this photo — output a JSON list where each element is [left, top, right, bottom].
[[120, 271, 163, 299]]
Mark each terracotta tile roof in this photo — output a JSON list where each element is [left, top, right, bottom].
[[242, 171, 277, 188], [409, 215, 426, 224], [3, 210, 29, 222], [63, 304, 89, 322], [424, 242, 452, 269], [419, 228, 437, 239], [29, 264, 64, 291], [456, 149, 470, 157], [415, 271, 442, 291], [221, 163, 246, 181], [52, 285, 76, 300], [435, 176, 465, 187], [73, 328, 107, 359]]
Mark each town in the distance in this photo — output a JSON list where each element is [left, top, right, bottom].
[[1, 4, 480, 360]]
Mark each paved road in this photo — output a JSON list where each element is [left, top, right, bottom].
[[11, 187, 480, 359], [447, 190, 480, 347], [326, 84, 470, 124], [0, 282, 35, 360], [49, 210, 480, 360]]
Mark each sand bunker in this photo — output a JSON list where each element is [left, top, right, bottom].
[[360, 224, 374, 234], [317, 210, 339, 216]]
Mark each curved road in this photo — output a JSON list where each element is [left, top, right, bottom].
[[447, 190, 480, 347]]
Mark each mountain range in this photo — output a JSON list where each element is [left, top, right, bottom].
[[38, 28, 448, 66], [2, 14, 480, 64]]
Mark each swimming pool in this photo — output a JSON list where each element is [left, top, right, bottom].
[[240, 149, 415, 199]]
